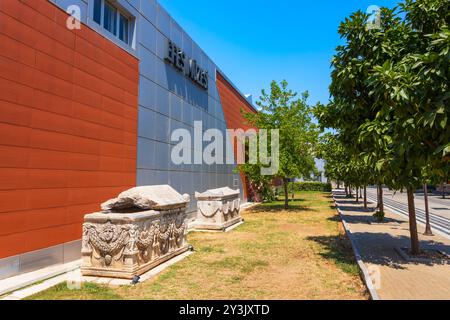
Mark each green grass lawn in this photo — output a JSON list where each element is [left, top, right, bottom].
[[28, 192, 368, 300]]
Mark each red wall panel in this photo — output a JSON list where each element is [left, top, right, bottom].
[[216, 73, 258, 200], [0, 0, 139, 259]]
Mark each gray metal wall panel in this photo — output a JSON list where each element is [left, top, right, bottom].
[[139, 18, 157, 54], [138, 0, 156, 24], [0, 256, 20, 280], [63, 240, 82, 263], [19, 245, 63, 274]]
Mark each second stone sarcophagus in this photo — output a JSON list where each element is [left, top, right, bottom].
[[81, 185, 190, 279], [193, 187, 243, 231]]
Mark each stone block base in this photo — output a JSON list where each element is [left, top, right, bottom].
[[191, 217, 244, 232], [81, 246, 189, 279]]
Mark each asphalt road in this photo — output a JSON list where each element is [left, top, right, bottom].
[[365, 187, 450, 238]]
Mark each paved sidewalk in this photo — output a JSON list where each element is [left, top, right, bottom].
[[333, 190, 450, 300]]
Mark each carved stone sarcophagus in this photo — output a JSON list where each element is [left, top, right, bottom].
[[81, 185, 190, 279], [193, 187, 243, 231]]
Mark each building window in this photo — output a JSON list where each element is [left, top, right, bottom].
[[93, 0, 101, 24], [92, 0, 132, 46], [103, 1, 117, 35], [118, 13, 129, 43]]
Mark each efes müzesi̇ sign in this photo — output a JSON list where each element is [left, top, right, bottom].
[[165, 40, 208, 91]]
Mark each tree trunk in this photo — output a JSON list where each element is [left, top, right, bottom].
[[442, 181, 446, 199], [345, 184, 348, 196], [348, 186, 353, 196], [283, 178, 289, 210], [356, 187, 359, 203], [377, 185, 384, 213], [407, 188, 420, 255], [364, 186, 367, 210], [291, 181, 295, 202], [423, 184, 433, 236], [337, 181, 340, 189], [376, 186, 379, 209]]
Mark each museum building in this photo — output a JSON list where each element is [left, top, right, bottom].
[[0, 0, 257, 279]]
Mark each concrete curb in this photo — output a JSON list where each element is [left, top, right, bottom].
[[332, 195, 380, 300], [0, 259, 81, 297]]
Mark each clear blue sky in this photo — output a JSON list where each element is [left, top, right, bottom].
[[159, 0, 399, 106]]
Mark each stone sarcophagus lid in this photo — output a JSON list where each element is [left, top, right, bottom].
[[193, 187, 243, 231], [81, 185, 190, 279]]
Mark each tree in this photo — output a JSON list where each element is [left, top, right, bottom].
[[365, 0, 449, 254], [317, 133, 375, 208], [317, 0, 448, 255], [316, 134, 347, 186], [239, 80, 318, 209], [314, 8, 405, 213]]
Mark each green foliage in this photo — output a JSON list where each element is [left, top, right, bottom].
[[260, 184, 278, 203], [316, 0, 449, 190], [373, 211, 386, 222], [364, 0, 450, 189], [275, 182, 331, 194], [274, 182, 331, 195], [239, 80, 318, 208], [316, 133, 375, 189]]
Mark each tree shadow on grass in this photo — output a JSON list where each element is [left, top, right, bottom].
[[306, 234, 408, 271], [305, 233, 363, 275], [328, 214, 342, 222], [249, 203, 316, 213], [275, 197, 306, 203]]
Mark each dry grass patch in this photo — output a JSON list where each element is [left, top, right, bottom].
[[28, 192, 368, 300]]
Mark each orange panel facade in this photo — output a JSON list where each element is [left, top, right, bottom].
[[0, 0, 139, 259], [216, 72, 258, 201]]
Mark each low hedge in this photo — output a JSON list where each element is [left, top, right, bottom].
[[293, 182, 332, 192], [275, 181, 332, 193]]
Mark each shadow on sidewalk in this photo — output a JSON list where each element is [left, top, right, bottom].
[[308, 232, 450, 269], [357, 232, 448, 267], [307, 234, 406, 270], [331, 190, 450, 267], [336, 205, 374, 213], [334, 200, 366, 205], [329, 214, 403, 225]]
